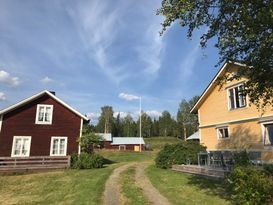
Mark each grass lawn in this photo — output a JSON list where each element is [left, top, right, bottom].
[[98, 149, 155, 163], [0, 167, 115, 205], [145, 136, 182, 150], [146, 165, 231, 205], [120, 167, 149, 205]]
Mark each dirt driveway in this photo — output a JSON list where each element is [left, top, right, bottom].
[[102, 162, 170, 205]]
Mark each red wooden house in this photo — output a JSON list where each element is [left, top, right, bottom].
[[0, 90, 88, 158]]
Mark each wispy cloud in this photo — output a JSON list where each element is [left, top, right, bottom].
[[67, 1, 127, 84], [136, 24, 165, 75], [179, 43, 200, 78], [0, 92, 6, 101], [119, 93, 140, 101], [0, 70, 20, 86], [41, 76, 53, 83], [145, 110, 162, 118]]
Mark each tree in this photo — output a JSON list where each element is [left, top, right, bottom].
[[158, 111, 173, 137], [177, 96, 199, 139], [122, 114, 134, 137], [158, 0, 273, 108], [78, 124, 103, 153], [137, 112, 153, 138], [96, 106, 114, 133], [112, 113, 122, 137]]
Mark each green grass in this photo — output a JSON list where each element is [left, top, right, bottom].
[[120, 167, 149, 205], [146, 165, 231, 205], [98, 150, 155, 163], [145, 137, 182, 150], [0, 167, 115, 205]]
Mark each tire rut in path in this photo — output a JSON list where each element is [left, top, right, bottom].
[[103, 163, 136, 205], [135, 163, 171, 205]]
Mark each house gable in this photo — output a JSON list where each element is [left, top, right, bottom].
[[0, 91, 86, 157]]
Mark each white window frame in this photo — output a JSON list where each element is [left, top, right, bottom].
[[227, 83, 247, 110], [119, 145, 126, 151], [217, 127, 230, 139], [261, 122, 273, 146], [35, 104, 53, 125], [11, 136, 32, 157], [50, 136, 68, 156]]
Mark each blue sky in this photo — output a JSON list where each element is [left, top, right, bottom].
[[0, 0, 220, 123]]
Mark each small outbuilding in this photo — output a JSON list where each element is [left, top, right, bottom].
[[97, 133, 145, 151]]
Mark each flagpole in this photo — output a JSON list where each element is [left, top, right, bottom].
[[139, 96, 142, 152]]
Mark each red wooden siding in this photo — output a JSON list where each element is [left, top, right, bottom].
[[0, 94, 81, 157], [102, 141, 144, 151]]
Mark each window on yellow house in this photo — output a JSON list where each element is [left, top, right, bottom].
[[217, 127, 229, 139], [228, 84, 246, 110]]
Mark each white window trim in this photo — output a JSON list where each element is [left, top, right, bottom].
[[35, 104, 54, 125], [50, 136, 68, 156], [261, 121, 273, 146], [227, 83, 247, 110], [119, 145, 126, 151], [11, 136, 32, 157], [217, 126, 230, 140]]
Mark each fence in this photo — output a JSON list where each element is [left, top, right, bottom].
[[0, 156, 71, 172]]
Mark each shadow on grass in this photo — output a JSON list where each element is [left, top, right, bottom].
[[186, 175, 231, 201], [103, 158, 116, 165]]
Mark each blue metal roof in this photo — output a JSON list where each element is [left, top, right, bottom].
[[111, 137, 145, 145]]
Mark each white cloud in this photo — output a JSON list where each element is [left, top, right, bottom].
[[41, 76, 53, 83], [179, 43, 200, 78], [114, 112, 129, 119], [67, 1, 127, 84], [136, 24, 165, 75], [119, 93, 140, 101], [145, 110, 162, 118], [0, 70, 19, 86], [0, 92, 6, 101]]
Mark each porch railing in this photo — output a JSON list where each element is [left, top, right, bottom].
[[0, 156, 71, 172]]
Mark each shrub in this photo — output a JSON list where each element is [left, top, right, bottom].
[[226, 166, 273, 205], [233, 150, 251, 166], [263, 164, 273, 176], [155, 141, 206, 169], [72, 152, 104, 169], [70, 152, 79, 168]]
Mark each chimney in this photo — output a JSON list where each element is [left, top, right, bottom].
[[50, 91, 55, 95]]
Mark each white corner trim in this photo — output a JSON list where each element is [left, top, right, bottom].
[[0, 115, 3, 135], [11, 136, 32, 157], [50, 136, 68, 156], [78, 118, 83, 154]]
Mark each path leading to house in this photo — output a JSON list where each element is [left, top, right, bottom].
[[103, 163, 136, 205], [135, 162, 171, 205], [103, 162, 171, 205]]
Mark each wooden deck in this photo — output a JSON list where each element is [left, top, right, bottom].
[[172, 164, 230, 180], [0, 156, 70, 173]]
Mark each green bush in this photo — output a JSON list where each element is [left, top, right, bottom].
[[70, 153, 79, 168], [233, 150, 251, 166], [155, 141, 206, 169], [71, 152, 104, 169], [227, 166, 273, 205], [263, 164, 273, 176]]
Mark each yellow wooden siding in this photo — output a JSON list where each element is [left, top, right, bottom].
[[199, 70, 273, 126], [200, 115, 273, 161]]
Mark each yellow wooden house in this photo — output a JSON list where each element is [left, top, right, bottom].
[[191, 61, 273, 162]]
